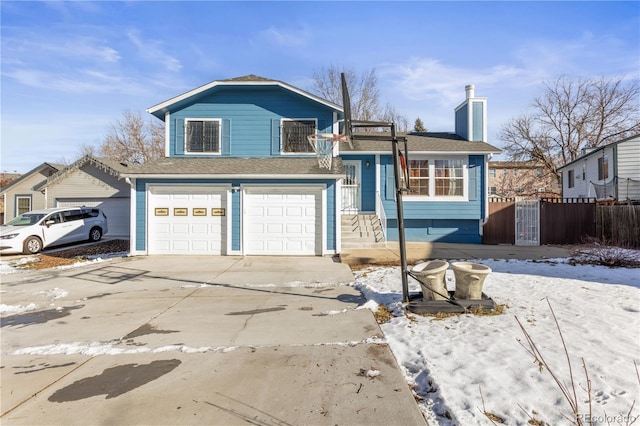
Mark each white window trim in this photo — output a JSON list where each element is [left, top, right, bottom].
[[280, 118, 318, 155], [184, 118, 222, 155], [404, 155, 469, 202]]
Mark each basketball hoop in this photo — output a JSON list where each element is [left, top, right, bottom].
[[307, 133, 346, 169]]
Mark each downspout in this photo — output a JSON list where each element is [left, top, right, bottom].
[[479, 153, 493, 234], [125, 177, 135, 255]]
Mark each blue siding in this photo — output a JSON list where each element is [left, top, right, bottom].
[[134, 178, 337, 252], [169, 88, 335, 158], [231, 186, 241, 250], [455, 104, 468, 140], [472, 101, 484, 141], [135, 179, 146, 251], [379, 154, 487, 243], [386, 219, 481, 243]]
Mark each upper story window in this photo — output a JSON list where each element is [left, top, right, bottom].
[[282, 119, 316, 153], [489, 168, 496, 178], [598, 155, 608, 180], [568, 170, 575, 188], [406, 157, 467, 200], [186, 119, 221, 154]]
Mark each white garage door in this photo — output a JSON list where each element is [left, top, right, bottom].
[[245, 187, 322, 256], [56, 198, 129, 237], [148, 186, 227, 255]]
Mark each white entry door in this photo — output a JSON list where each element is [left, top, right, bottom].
[[341, 161, 361, 214]]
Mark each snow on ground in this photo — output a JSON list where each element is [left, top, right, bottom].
[[353, 256, 640, 425]]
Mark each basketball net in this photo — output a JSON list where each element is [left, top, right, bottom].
[[307, 133, 346, 169]]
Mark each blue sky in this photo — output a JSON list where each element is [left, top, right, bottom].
[[2, 1, 638, 173]]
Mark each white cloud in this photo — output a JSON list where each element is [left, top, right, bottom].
[[258, 24, 310, 48], [127, 30, 182, 73], [382, 58, 527, 107]]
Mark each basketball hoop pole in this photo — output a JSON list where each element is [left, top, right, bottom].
[[390, 123, 410, 303]]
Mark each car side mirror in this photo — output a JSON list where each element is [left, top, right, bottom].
[[44, 220, 55, 227]]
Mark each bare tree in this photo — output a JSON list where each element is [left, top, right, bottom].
[[380, 103, 410, 132], [98, 110, 164, 164], [499, 75, 640, 179], [310, 66, 409, 131], [77, 142, 96, 157]]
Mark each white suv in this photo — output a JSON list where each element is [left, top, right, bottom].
[[0, 207, 109, 255]]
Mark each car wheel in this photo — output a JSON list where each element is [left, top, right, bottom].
[[24, 236, 43, 254], [89, 227, 102, 242]]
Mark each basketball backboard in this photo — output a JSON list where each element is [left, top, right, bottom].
[[340, 72, 353, 144]]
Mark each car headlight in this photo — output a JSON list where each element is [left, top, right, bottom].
[[0, 234, 19, 239]]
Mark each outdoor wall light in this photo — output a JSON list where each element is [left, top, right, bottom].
[[365, 161, 371, 169], [231, 186, 241, 192]]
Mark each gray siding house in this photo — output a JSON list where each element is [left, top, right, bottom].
[[35, 155, 131, 237], [1, 162, 61, 223]]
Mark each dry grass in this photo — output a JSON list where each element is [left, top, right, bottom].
[[12, 240, 129, 270], [373, 305, 394, 324], [423, 304, 507, 320]]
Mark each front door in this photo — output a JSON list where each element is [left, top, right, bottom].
[[342, 161, 361, 214]]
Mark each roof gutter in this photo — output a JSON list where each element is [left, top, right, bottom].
[[119, 173, 347, 180]]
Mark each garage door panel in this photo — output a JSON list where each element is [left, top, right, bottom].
[[245, 187, 321, 256], [192, 223, 208, 233], [267, 223, 283, 234], [148, 187, 226, 255], [172, 223, 189, 234]]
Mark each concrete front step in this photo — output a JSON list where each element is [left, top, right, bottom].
[[341, 214, 385, 246], [341, 241, 388, 249]]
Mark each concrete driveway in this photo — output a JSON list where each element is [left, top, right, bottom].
[[1, 256, 426, 425]]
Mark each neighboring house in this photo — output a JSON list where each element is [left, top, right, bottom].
[[122, 75, 501, 256], [557, 135, 640, 201], [0, 163, 61, 223], [488, 160, 560, 198], [34, 155, 131, 237]]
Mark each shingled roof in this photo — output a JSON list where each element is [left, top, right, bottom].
[[147, 74, 342, 120], [33, 155, 128, 191], [340, 132, 502, 154], [121, 157, 345, 178]]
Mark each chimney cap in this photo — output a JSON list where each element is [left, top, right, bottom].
[[465, 84, 475, 99]]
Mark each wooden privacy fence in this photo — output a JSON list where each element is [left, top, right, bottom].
[[596, 204, 640, 248], [483, 198, 597, 245]]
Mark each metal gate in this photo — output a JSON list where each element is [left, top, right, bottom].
[[515, 197, 540, 246]]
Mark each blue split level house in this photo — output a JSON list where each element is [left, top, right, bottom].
[[122, 75, 501, 256]]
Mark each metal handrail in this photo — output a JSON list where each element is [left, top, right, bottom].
[[376, 190, 387, 240]]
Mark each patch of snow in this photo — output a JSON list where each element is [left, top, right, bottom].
[[12, 342, 237, 356], [0, 303, 38, 315], [35, 288, 69, 299], [318, 308, 349, 316]]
